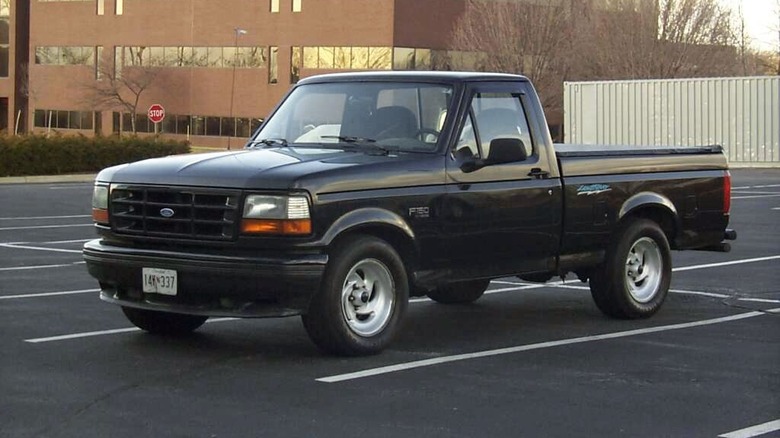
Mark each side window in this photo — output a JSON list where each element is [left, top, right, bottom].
[[470, 92, 534, 159], [454, 113, 478, 159]]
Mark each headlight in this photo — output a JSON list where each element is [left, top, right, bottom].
[[91, 184, 109, 224], [241, 194, 311, 235]]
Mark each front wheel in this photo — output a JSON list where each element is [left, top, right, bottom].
[[121, 307, 208, 335], [302, 235, 409, 356], [589, 219, 671, 319]]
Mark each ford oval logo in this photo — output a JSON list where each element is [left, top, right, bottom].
[[160, 208, 175, 218]]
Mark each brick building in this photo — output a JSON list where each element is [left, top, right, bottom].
[[8, 0, 567, 147]]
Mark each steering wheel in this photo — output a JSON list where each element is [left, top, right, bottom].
[[416, 128, 441, 143]]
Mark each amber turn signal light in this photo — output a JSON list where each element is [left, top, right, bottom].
[[92, 208, 109, 224], [241, 219, 312, 235]]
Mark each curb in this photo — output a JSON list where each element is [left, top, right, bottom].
[[0, 174, 97, 185]]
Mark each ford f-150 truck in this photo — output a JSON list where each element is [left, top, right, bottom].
[[84, 71, 735, 355]]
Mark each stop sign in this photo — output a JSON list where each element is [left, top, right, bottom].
[[148, 104, 165, 124]]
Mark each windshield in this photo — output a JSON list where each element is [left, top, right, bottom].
[[250, 81, 454, 153]]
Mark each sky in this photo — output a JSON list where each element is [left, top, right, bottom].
[[720, 0, 779, 52]]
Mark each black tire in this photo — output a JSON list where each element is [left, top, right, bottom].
[[121, 307, 208, 335], [301, 235, 409, 356], [589, 219, 672, 319], [427, 279, 491, 304]]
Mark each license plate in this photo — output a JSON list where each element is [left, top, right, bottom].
[[142, 268, 177, 296]]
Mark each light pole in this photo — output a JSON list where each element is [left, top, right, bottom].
[[227, 27, 247, 150]]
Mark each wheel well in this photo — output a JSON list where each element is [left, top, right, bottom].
[[328, 224, 419, 279], [621, 206, 677, 248]]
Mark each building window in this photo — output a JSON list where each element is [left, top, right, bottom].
[[115, 0, 122, 15], [269, 46, 278, 84], [292, 0, 302, 12], [95, 46, 103, 79], [33, 109, 95, 130], [111, 111, 263, 137], [35, 46, 95, 66], [270, 0, 279, 13], [115, 46, 268, 69], [290, 46, 301, 84], [0, 0, 8, 77], [301, 46, 393, 70], [97, 0, 104, 15]]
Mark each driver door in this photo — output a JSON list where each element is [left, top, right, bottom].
[[443, 82, 561, 279]]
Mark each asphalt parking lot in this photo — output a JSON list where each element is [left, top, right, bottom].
[[1, 169, 778, 438]]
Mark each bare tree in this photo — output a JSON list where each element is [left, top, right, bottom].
[[579, 0, 740, 80], [451, 0, 576, 114], [82, 57, 161, 134], [735, 2, 751, 75], [774, 0, 780, 73]]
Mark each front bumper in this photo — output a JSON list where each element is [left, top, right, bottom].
[[83, 239, 328, 318]]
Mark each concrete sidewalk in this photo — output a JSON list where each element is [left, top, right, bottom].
[[0, 173, 97, 184]]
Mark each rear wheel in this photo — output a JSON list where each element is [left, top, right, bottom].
[[121, 307, 208, 335], [589, 219, 671, 319], [427, 279, 491, 304], [302, 235, 408, 356]]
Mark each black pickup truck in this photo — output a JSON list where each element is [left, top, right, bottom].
[[84, 71, 735, 355]]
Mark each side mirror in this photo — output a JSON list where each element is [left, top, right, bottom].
[[457, 138, 528, 173], [460, 158, 486, 173], [487, 138, 528, 164]]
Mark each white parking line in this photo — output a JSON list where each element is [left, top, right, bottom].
[[25, 318, 239, 344], [719, 419, 780, 438], [0, 289, 98, 300], [1, 238, 91, 245], [316, 308, 780, 383], [26, 327, 143, 342], [553, 283, 780, 304], [30, 238, 93, 245], [732, 184, 780, 190], [673, 255, 780, 272], [0, 261, 86, 272], [0, 214, 90, 221], [732, 194, 780, 200], [48, 186, 91, 190], [0, 224, 93, 231], [0, 243, 83, 254], [730, 191, 780, 195]]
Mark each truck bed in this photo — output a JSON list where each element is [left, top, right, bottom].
[[554, 143, 723, 157], [554, 144, 728, 176]]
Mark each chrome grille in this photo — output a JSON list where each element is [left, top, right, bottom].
[[110, 186, 240, 240]]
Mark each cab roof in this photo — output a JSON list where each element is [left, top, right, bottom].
[[297, 71, 530, 85]]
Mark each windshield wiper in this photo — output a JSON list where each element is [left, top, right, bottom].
[[321, 135, 377, 144], [245, 138, 288, 149], [320, 135, 389, 155]]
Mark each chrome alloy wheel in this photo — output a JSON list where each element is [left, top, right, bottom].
[[624, 237, 663, 303], [340, 258, 395, 337]]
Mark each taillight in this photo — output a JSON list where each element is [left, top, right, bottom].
[[723, 171, 731, 214]]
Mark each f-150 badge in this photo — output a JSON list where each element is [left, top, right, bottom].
[[577, 184, 612, 196], [409, 206, 430, 218]]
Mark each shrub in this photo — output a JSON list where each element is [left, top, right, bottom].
[[0, 134, 190, 177]]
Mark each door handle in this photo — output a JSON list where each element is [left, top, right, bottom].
[[528, 168, 550, 179]]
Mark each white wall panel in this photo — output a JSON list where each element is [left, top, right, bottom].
[[564, 76, 780, 167]]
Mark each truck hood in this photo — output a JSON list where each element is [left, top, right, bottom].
[[96, 148, 440, 193]]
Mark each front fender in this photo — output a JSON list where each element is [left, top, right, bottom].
[[319, 207, 416, 247]]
